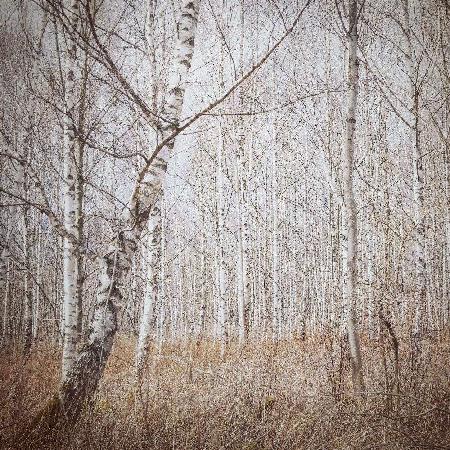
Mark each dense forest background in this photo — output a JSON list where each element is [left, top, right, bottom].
[[0, 0, 450, 448]]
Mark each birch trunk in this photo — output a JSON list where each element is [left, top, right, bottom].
[[135, 0, 161, 378], [236, 164, 249, 343], [75, 108, 85, 342], [215, 32, 227, 354], [270, 69, 281, 341], [216, 123, 227, 355], [342, 0, 365, 395], [198, 226, 207, 335], [45, 0, 200, 421], [62, 0, 81, 381], [136, 198, 161, 378], [33, 224, 42, 340], [236, 1, 249, 344], [75, 37, 89, 342], [75, 167, 84, 341], [22, 210, 33, 353], [7, 123, 34, 352], [157, 199, 166, 351]]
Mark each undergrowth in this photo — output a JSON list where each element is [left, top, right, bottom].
[[1, 331, 450, 449]]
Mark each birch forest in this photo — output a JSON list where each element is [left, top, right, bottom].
[[1, 0, 450, 448]]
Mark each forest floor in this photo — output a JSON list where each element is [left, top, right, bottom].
[[1, 331, 450, 449]]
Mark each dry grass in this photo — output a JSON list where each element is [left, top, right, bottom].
[[1, 331, 450, 449]]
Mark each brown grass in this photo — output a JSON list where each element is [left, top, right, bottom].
[[1, 331, 450, 449]]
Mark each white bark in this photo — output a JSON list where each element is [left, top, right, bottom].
[[270, 70, 281, 340], [236, 161, 249, 343], [136, 197, 161, 377], [215, 32, 228, 353], [236, 1, 249, 344], [61, 0, 81, 381], [341, 0, 365, 395], [216, 122, 227, 355], [135, 0, 161, 378], [271, 140, 280, 340], [33, 225, 42, 340], [157, 199, 166, 351], [198, 220, 207, 336], [22, 191, 33, 354]]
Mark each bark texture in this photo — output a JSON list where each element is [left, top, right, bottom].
[[62, 0, 81, 380], [135, 0, 161, 378], [136, 198, 161, 378]]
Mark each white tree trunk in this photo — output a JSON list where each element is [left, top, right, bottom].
[[271, 136, 282, 340], [135, 0, 161, 378], [157, 199, 166, 351], [236, 162, 249, 343], [33, 225, 42, 340], [61, 0, 81, 381], [270, 71, 281, 341], [236, 2, 249, 345], [341, 0, 365, 395], [22, 210, 33, 353], [197, 217, 207, 337], [136, 197, 161, 377], [216, 122, 227, 355]]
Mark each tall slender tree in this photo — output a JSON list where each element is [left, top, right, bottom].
[[341, 0, 365, 395], [61, 0, 81, 381], [135, 0, 162, 380]]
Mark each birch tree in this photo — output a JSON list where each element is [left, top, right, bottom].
[[136, 198, 161, 377], [270, 81, 280, 341], [216, 121, 228, 354], [135, 0, 162, 380], [341, 0, 365, 395], [61, 0, 81, 381], [235, 0, 250, 344], [22, 151, 33, 354]]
